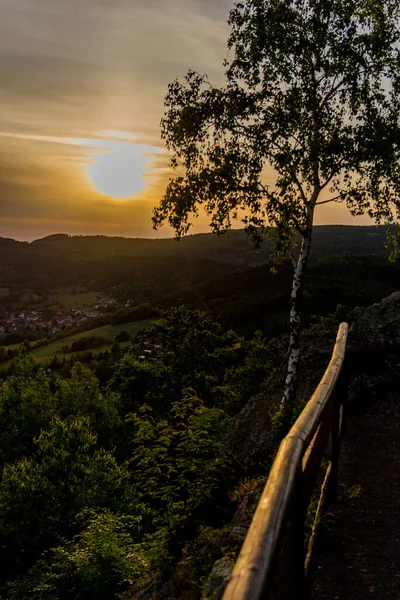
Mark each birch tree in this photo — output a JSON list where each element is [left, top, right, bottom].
[[153, 0, 400, 408]]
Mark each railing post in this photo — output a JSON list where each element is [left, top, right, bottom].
[[265, 463, 306, 600], [327, 390, 340, 503], [290, 467, 306, 600], [327, 361, 347, 503], [339, 361, 349, 437]]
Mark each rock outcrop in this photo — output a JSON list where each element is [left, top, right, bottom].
[[346, 291, 400, 407], [223, 292, 400, 464], [222, 329, 337, 464], [348, 291, 400, 352]]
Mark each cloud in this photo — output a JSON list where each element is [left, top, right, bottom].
[[0, 0, 238, 239], [0, 0, 231, 137], [0, 0, 369, 240]]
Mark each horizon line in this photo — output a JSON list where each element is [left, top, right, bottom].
[[3, 224, 388, 245]]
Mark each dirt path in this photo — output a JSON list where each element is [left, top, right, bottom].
[[312, 390, 400, 599]]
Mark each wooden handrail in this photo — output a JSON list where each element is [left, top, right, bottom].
[[223, 322, 348, 600]]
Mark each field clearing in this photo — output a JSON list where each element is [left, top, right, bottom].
[[49, 289, 100, 307], [21, 292, 43, 303], [0, 288, 9, 298], [33, 319, 153, 359], [2, 342, 21, 351], [0, 319, 153, 369]]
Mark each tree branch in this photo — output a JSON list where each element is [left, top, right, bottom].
[[258, 182, 306, 234], [289, 133, 304, 152], [315, 194, 343, 205], [320, 172, 336, 191], [287, 166, 309, 207], [258, 181, 277, 203], [319, 77, 345, 111]]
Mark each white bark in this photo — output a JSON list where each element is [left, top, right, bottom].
[[281, 234, 312, 407]]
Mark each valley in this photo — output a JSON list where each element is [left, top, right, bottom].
[[1, 226, 398, 374]]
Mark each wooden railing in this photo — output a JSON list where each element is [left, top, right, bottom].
[[223, 322, 348, 600]]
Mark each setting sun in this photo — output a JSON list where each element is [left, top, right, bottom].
[[88, 147, 146, 199], [82, 136, 163, 199]]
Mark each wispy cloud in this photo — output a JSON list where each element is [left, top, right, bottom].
[[0, 0, 369, 240], [0, 0, 235, 239]]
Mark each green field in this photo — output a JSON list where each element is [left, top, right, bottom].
[[49, 288, 101, 308], [0, 319, 152, 370], [0, 289, 47, 309], [23, 292, 42, 301]]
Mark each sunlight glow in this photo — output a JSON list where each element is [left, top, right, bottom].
[[0, 130, 163, 200], [83, 135, 162, 199], [89, 147, 146, 198]]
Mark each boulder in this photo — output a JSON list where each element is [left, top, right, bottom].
[[222, 329, 337, 464], [202, 557, 235, 600]]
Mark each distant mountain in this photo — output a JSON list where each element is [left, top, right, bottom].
[[29, 225, 389, 257], [0, 226, 392, 299]]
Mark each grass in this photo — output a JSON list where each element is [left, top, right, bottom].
[[49, 288, 101, 308], [21, 293, 43, 303], [0, 290, 46, 310], [0, 319, 153, 370], [2, 342, 21, 351]]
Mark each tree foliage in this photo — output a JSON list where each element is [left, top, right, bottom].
[[7, 512, 149, 600], [129, 390, 230, 534], [0, 308, 280, 598], [153, 0, 400, 407], [0, 354, 55, 466], [0, 417, 131, 579], [56, 363, 122, 447], [154, 0, 400, 253], [111, 307, 241, 414]]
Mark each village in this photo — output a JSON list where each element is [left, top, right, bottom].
[[0, 307, 101, 338], [0, 293, 121, 345]]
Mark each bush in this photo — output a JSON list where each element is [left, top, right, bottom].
[[115, 330, 131, 343]]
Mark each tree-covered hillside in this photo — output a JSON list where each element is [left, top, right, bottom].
[[0, 308, 288, 599], [115, 254, 400, 337], [0, 226, 391, 299]]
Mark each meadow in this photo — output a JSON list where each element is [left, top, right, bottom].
[[0, 318, 152, 370], [49, 288, 101, 308]]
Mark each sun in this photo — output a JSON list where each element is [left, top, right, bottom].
[[88, 145, 146, 199]]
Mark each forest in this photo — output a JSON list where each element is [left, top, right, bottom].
[[0, 228, 397, 597], [0, 306, 295, 599], [0, 226, 391, 302]]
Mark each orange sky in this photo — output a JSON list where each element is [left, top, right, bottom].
[[0, 0, 372, 241]]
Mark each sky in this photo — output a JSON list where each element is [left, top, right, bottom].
[[0, 0, 372, 241]]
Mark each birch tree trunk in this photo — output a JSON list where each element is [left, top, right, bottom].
[[281, 231, 312, 407]]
